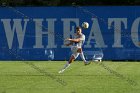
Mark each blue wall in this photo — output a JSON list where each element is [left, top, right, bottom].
[[0, 6, 140, 60]]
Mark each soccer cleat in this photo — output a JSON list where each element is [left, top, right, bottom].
[[84, 61, 91, 66]]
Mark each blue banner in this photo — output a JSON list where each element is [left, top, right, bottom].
[[0, 6, 140, 60]]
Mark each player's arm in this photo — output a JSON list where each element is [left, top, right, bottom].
[[65, 41, 73, 46], [67, 38, 81, 43]]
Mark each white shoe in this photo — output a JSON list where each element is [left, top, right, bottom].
[[84, 61, 91, 66]]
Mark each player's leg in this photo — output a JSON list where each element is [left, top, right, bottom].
[[61, 55, 75, 70], [68, 55, 75, 64], [77, 48, 91, 65], [64, 53, 79, 68], [79, 51, 87, 63], [58, 53, 79, 73]]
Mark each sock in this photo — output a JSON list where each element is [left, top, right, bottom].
[[59, 61, 71, 73], [80, 52, 87, 62], [63, 62, 70, 69]]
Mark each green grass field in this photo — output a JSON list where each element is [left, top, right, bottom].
[[0, 61, 139, 93]]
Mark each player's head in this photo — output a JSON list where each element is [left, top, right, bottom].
[[76, 26, 82, 34]]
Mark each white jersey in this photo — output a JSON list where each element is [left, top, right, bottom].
[[73, 33, 85, 48]]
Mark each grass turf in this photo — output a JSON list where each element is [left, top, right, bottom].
[[0, 61, 139, 93]]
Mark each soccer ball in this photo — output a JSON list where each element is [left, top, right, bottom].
[[82, 22, 89, 29]]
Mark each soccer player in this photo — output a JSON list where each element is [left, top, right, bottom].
[[58, 26, 91, 73]]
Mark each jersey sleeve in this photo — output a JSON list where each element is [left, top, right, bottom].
[[80, 34, 85, 41]]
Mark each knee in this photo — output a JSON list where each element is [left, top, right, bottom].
[[77, 48, 82, 53]]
